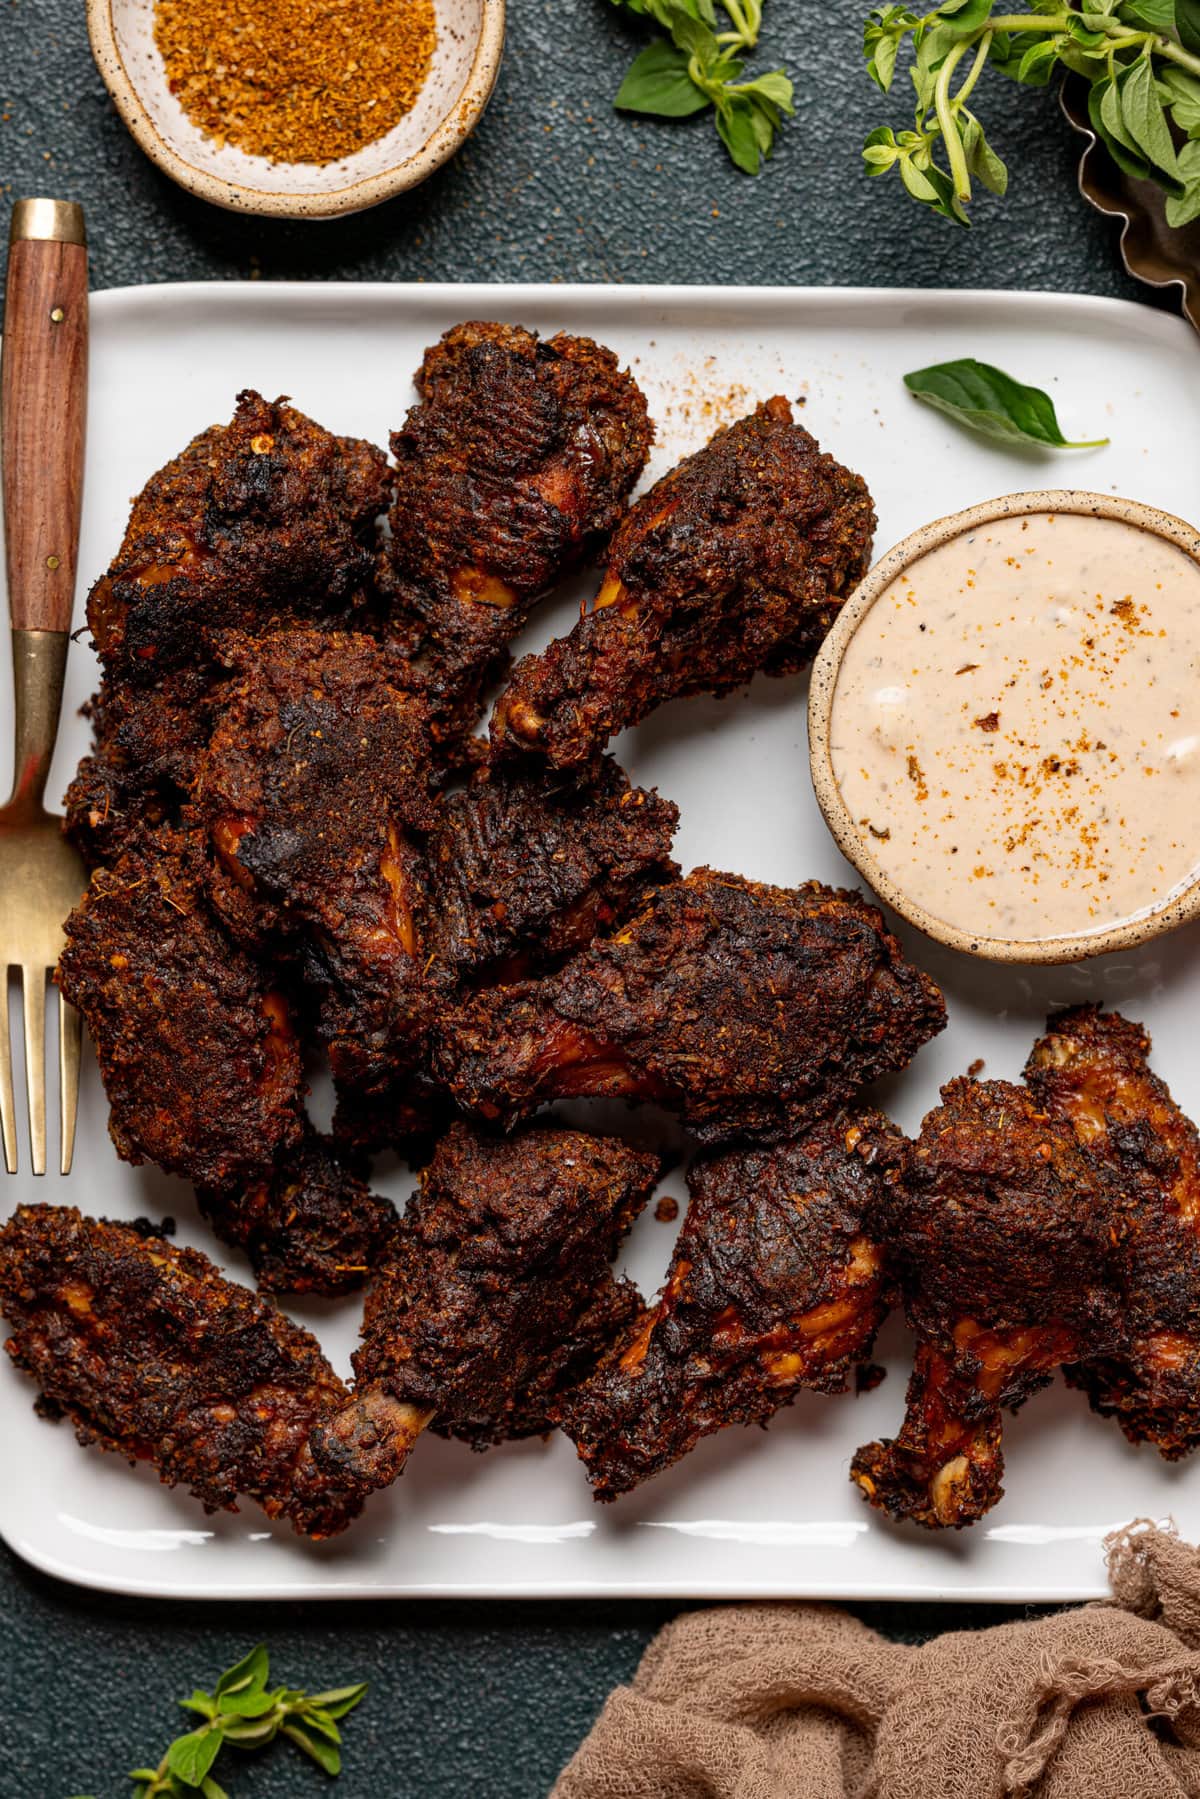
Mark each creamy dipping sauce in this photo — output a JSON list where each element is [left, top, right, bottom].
[[829, 511, 1200, 943]]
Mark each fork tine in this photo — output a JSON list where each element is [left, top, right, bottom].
[[0, 971, 16, 1174], [21, 964, 47, 1177], [58, 990, 81, 1176], [58, 993, 82, 1172]]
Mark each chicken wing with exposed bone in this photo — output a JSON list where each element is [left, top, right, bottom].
[[309, 1122, 660, 1493], [850, 1079, 1124, 1530], [386, 321, 652, 754], [0, 1206, 365, 1537], [56, 829, 305, 1191], [491, 398, 875, 769], [437, 869, 946, 1146], [556, 1110, 902, 1500], [1026, 1006, 1200, 1461]]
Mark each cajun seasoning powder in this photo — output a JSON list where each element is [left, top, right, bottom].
[[154, 0, 438, 165]]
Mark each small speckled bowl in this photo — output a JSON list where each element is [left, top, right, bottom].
[[86, 0, 505, 219], [808, 488, 1200, 965]]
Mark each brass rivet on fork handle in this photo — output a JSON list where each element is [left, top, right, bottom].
[[0, 197, 89, 1175]]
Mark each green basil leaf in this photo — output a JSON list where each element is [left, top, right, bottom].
[[178, 1692, 218, 1720], [282, 1723, 342, 1776], [960, 113, 1008, 193], [166, 1726, 224, 1787], [865, 25, 902, 90], [1120, 54, 1181, 179], [715, 95, 765, 171], [1118, 0, 1175, 25], [214, 1645, 269, 1700], [297, 1709, 343, 1745], [1091, 75, 1153, 177], [1166, 140, 1200, 221], [1015, 38, 1060, 85], [903, 358, 1109, 447], [936, 0, 994, 30], [1177, 0, 1200, 56], [739, 68, 794, 110], [218, 1685, 286, 1718], [304, 1683, 369, 1714], [898, 153, 940, 202], [863, 124, 901, 172], [615, 42, 711, 115]]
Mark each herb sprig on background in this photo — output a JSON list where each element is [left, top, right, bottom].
[[861, 0, 1200, 225], [67, 1645, 368, 1798], [609, 0, 794, 172]]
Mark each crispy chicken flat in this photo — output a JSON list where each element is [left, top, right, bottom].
[[196, 628, 436, 1100], [424, 759, 679, 988], [56, 830, 305, 1189], [851, 1079, 1124, 1530], [491, 398, 875, 769], [437, 869, 945, 1146], [198, 1129, 397, 1297], [557, 1109, 902, 1500], [88, 390, 390, 681], [0, 1206, 364, 1537], [310, 1122, 659, 1492], [386, 321, 652, 754], [1026, 1006, 1200, 1461]]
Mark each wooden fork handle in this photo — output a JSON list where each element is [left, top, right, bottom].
[[2, 199, 88, 635]]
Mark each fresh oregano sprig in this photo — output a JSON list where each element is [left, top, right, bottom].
[[609, 0, 795, 172], [67, 1644, 368, 1798], [861, 0, 1200, 226]]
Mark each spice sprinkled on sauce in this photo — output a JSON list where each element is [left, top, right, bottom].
[[154, 0, 437, 166], [829, 511, 1200, 942]]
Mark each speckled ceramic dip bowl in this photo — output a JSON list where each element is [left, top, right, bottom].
[[808, 489, 1200, 965], [87, 0, 505, 219]]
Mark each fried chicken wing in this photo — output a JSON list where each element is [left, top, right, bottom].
[[198, 1129, 397, 1297], [491, 399, 875, 769], [556, 1110, 902, 1500], [851, 1079, 1123, 1530], [56, 831, 304, 1189], [63, 665, 221, 867], [1026, 1006, 1200, 1460], [424, 758, 679, 987], [309, 1122, 659, 1492], [88, 391, 390, 680], [437, 869, 946, 1146], [0, 1206, 364, 1537], [386, 322, 651, 753], [196, 629, 436, 1098]]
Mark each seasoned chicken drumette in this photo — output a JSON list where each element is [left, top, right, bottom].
[[491, 398, 876, 769], [88, 390, 390, 678], [56, 830, 305, 1191], [851, 1079, 1123, 1531], [437, 869, 945, 1146], [0, 1206, 365, 1537], [1026, 1006, 1200, 1461], [198, 1129, 398, 1298], [68, 391, 392, 865], [310, 1123, 660, 1492], [557, 1110, 903, 1500], [195, 629, 436, 1102], [386, 322, 652, 755]]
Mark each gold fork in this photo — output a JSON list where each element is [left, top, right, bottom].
[[0, 199, 89, 1174]]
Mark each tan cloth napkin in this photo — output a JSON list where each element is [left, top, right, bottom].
[[552, 1523, 1200, 1799]]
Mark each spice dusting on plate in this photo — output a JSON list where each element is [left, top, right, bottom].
[[829, 510, 1200, 943], [154, 0, 437, 165]]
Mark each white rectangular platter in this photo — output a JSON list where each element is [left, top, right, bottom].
[[3, 280, 1199, 1602]]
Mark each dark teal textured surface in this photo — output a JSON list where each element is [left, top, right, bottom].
[[0, 0, 1170, 1791]]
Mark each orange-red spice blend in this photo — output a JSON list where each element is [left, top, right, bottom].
[[154, 0, 437, 166]]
